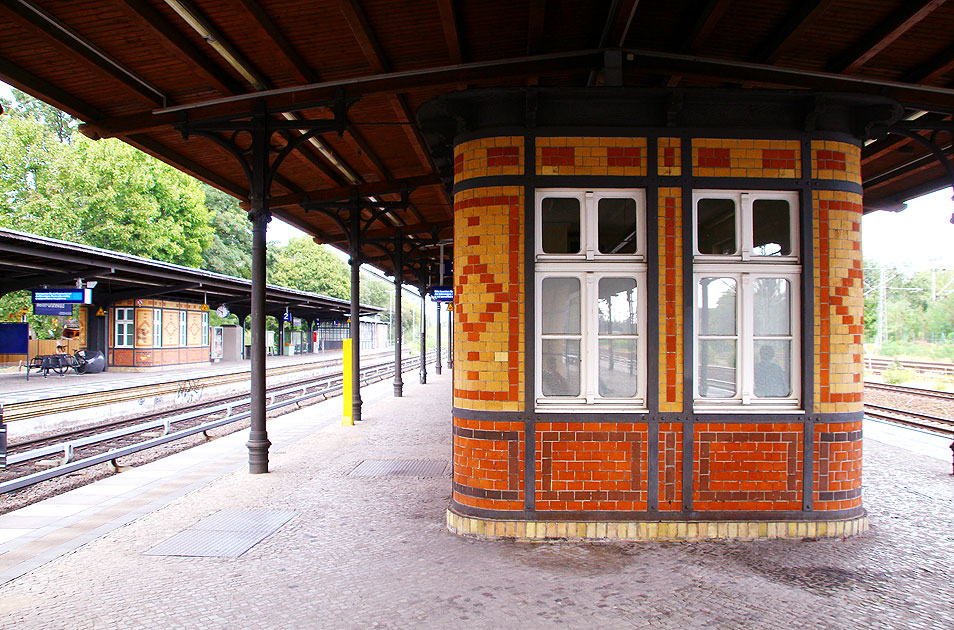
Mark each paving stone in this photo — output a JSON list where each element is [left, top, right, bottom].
[[0, 371, 951, 629]]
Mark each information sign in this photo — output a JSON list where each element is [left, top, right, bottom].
[[430, 285, 454, 302], [34, 303, 74, 316], [32, 288, 91, 305]]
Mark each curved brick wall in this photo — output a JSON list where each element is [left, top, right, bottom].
[[449, 130, 866, 536]]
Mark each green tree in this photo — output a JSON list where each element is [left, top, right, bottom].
[[201, 186, 252, 278], [63, 136, 211, 266], [269, 238, 350, 299]]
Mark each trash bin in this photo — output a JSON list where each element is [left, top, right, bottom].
[[76, 350, 106, 374]]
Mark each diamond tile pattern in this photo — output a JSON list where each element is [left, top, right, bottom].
[[144, 510, 296, 558]]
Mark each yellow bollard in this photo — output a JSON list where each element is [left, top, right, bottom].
[[342, 338, 353, 425]]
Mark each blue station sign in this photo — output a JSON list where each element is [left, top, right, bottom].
[[33, 288, 91, 305], [430, 286, 454, 302], [34, 303, 74, 316]]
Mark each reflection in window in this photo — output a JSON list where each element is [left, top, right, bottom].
[[541, 278, 581, 335], [541, 339, 581, 397], [753, 199, 791, 256], [598, 278, 637, 334], [599, 338, 638, 397], [697, 198, 736, 254], [754, 340, 791, 397], [598, 198, 637, 254], [697, 278, 736, 336], [698, 339, 736, 398], [541, 197, 581, 253], [753, 278, 790, 336]]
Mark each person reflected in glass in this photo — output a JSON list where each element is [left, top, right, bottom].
[[754, 345, 788, 397]]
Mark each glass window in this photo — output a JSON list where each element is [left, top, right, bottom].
[[114, 308, 134, 348], [541, 197, 580, 254], [752, 199, 791, 256], [598, 198, 637, 254], [697, 198, 736, 255], [535, 189, 647, 410], [179, 311, 187, 347], [693, 190, 800, 409], [153, 309, 162, 348]]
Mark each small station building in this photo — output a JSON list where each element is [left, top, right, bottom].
[[418, 88, 893, 538], [0, 228, 376, 371]]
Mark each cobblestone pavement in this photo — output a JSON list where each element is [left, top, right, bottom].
[[0, 370, 952, 629]]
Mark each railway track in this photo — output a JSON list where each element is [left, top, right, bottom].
[[864, 357, 954, 377], [863, 403, 954, 438], [0, 352, 437, 495], [864, 381, 954, 401]]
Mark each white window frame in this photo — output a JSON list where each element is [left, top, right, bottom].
[[153, 308, 163, 348], [534, 188, 648, 412], [693, 190, 799, 263], [202, 312, 209, 346], [114, 307, 134, 348], [692, 190, 801, 412], [179, 311, 187, 347]]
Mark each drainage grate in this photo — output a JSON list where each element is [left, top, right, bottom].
[[144, 509, 296, 558], [348, 459, 448, 478]]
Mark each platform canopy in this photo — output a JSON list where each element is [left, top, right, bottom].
[[0, 227, 378, 322], [2, 0, 954, 277]]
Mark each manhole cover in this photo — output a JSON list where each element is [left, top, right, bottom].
[[144, 509, 296, 558], [348, 459, 447, 478]]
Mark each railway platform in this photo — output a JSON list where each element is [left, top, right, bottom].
[[0, 372, 953, 629], [0, 348, 396, 441]]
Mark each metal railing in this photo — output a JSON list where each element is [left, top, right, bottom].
[[0, 351, 438, 494]]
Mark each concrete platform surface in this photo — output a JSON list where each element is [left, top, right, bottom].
[[0, 371, 952, 629]]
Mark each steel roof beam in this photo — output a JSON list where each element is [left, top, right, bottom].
[[828, 0, 948, 74], [262, 174, 440, 210], [665, 0, 736, 87]]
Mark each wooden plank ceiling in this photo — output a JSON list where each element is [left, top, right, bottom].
[[2, 0, 954, 281]]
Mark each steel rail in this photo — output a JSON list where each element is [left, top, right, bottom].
[[0, 352, 437, 494], [864, 381, 954, 400], [864, 403, 954, 437]]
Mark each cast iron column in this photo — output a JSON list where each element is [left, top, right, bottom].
[[393, 235, 404, 396], [419, 286, 427, 384], [245, 104, 272, 474], [247, 205, 271, 473], [435, 299, 442, 375], [349, 209, 363, 422]]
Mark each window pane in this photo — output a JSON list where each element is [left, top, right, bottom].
[[541, 339, 581, 397], [599, 338, 638, 398], [541, 278, 581, 334], [598, 198, 637, 254], [753, 278, 791, 335], [697, 278, 736, 336], [698, 339, 736, 398], [598, 277, 637, 334], [541, 197, 581, 253], [753, 199, 791, 256], [697, 198, 736, 254], [754, 340, 792, 398]]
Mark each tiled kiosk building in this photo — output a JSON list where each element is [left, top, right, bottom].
[[419, 89, 900, 541]]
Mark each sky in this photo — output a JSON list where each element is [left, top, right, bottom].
[[4, 80, 952, 272]]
